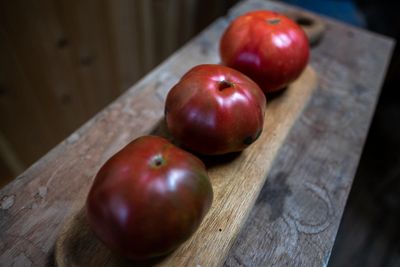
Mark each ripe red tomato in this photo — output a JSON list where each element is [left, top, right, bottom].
[[165, 64, 266, 155], [86, 136, 213, 260], [220, 10, 309, 93]]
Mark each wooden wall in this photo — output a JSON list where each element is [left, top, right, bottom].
[[0, 0, 237, 184]]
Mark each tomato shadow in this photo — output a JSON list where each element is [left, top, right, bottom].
[[148, 117, 242, 169], [113, 253, 172, 267], [265, 86, 288, 102], [198, 151, 242, 169], [148, 118, 183, 148], [149, 117, 173, 141]]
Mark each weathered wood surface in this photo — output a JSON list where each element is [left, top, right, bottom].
[[221, 1, 395, 267], [54, 66, 316, 267], [0, 0, 394, 267]]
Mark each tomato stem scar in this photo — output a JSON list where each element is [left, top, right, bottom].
[[267, 18, 280, 25], [151, 154, 164, 167], [218, 80, 234, 91]]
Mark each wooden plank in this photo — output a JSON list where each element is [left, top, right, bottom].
[[0, 1, 394, 266], [0, 0, 233, 179], [0, 0, 121, 168], [151, 0, 179, 62], [0, 131, 24, 177], [0, 11, 59, 166], [330, 108, 400, 267], [0, 131, 20, 187], [179, 0, 197, 44], [105, 0, 143, 92], [221, 1, 395, 266], [0, 160, 13, 189], [0, 11, 230, 266], [136, 0, 156, 73], [0, 0, 92, 137], [55, 0, 120, 115], [0, 1, 316, 264], [54, 66, 317, 267]]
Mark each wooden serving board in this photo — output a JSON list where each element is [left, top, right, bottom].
[[55, 66, 317, 267]]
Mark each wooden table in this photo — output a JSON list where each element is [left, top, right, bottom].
[[0, 1, 394, 266]]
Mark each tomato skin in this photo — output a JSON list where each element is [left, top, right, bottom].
[[165, 64, 266, 155], [86, 136, 213, 260], [220, 10, 309, 93]]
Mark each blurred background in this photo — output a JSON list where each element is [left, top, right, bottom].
[[0, 0, 238, 186], [0, 0, 399, 266]]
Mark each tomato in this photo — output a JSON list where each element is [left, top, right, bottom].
[[220, 10, 309, 93], [86, 135, 213, 260], [165, 64, 266, 155]]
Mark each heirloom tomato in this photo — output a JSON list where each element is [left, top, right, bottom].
[[165, 64, 266, 155], [86, 135, 213, 260], [220, 10, 309, 93]]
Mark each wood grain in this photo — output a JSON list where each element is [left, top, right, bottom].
[[222, 1, 395, 266], [0, 0, 235, 180], [0, 1, 394, 267], [54, 66, 317, 267], [0, 8, 242, 266]]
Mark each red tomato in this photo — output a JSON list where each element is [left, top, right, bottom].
[[86, 136, 213, 260], [220, 10, 309, 93], [165, 64, 266, 155]]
